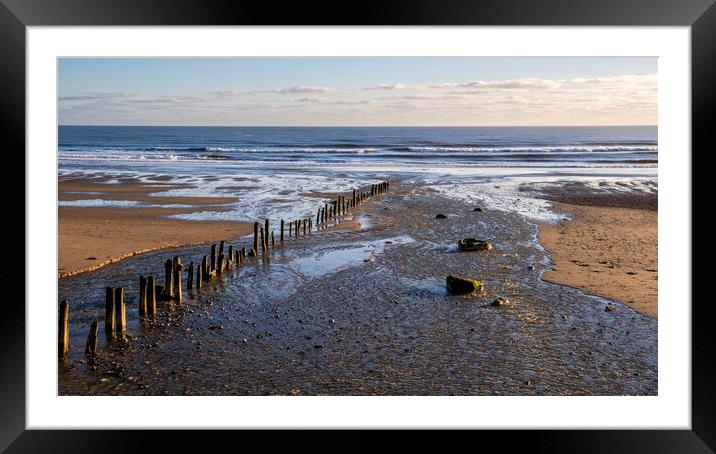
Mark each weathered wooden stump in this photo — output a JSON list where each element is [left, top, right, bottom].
[[85, 320, 98, 355], [187, 261, 194, 288], [105, 287, 115, 338], [114, 287, 126, 335], [264, 220, 270, 250], [147, 276, 157, 315], [163, 259, 174, 299], [58, 300, 69, 357], [139, 275, 147, 316]]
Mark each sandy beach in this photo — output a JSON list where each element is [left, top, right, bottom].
[[58, 179, 657, 396], [58, 174, 253, 277], [535, 184, 658, 318]]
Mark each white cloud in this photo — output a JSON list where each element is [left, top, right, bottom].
[[272, 86, 337, 94], [58, 73, 657, 126], [295, 96, 326, 103], [364, 83, 407, 90]]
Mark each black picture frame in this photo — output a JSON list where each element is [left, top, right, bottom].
[[4, 0, 712, 450]]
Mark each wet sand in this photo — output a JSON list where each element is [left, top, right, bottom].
[[59, 175, 251, 277], [536, 188, 657, 318], [58, 181, 657, 396]]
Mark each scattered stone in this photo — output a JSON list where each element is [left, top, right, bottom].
[[491, 297, 509, 307], [605, 305, 617, 312], [473, 207, 484, 212], [446, 275, 484, 295], [435, 213, 448, 219], [562, 315, 567, 320], [458, 238, 494, 252], [85, 256, 97, 260], [527, 265, 534, 270], [242, 338, 248, 343]]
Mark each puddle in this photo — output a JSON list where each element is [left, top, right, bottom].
[[290, 235, 415, 277]]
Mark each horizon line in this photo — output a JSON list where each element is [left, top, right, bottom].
[[58, 124, 658, 128]]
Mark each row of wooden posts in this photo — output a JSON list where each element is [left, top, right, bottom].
[[59, 181, 390, 358]]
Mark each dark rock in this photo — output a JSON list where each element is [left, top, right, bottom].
[[435, 213, 448, 219], [491, 297, 509, 307], [458, 238, 494, 252], [446, 275, 484, 295], [473, 207, 484, 212], [605, 305, 617, 312]]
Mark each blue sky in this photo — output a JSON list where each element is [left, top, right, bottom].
[[58, 57, 657, 126]]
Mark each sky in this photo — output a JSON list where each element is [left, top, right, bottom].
[[58, 57, 657, 127]]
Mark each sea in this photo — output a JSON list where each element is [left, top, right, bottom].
[[58, 125, 658, 222]]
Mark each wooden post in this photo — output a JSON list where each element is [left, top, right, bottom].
[[85, 320, 98, 355], [303, 219, 307, 234], [139, 276, 147, 316], [201, 256, 208, 281], [241, 247, 246, 260], [289, 221, 293, 237], [147, 276, 156, 315], [187, 261, 194, 289], [114, 287, 126, 336], [173, 262, 183, 302], [271, 231, 275, 247], [227, 246, 233, 264], [324, 203, 329, 220], [264, 220, 270, 250], [219, 240, 225, 260], [235, 250, 240, 263], [309, 218, 312, 232], [172, 257, 182, 298], [249, 248, 255, 257], [280, 219, 285, 242], [105, 287, 115, 337], [260, 227, 265, 254], [217, 252, 224, 275], [253, 222, 259, 252], [196, 261, 203, 288], [58, 300, 69, 357], [210, 244, 217, 272], [163, 259, 173, 299], [352, 189, 356, 207]]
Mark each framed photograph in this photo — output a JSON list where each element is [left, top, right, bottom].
[[6, 0, 711, 448]]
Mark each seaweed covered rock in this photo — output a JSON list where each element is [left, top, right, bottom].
[[435, 213, 448, 219], [446, 275, 484, 295], [458, 238, 494, 252]]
